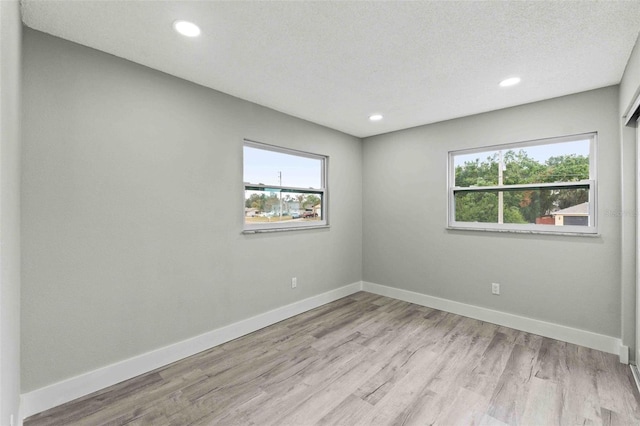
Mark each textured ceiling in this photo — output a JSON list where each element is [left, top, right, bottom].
[[21, 0, 640, 138]]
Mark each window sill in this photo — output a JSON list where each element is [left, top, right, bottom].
[[243, 224, 330, 234], [446, 225, 600, 237]]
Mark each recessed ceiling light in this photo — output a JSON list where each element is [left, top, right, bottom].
[[173, 20, 201, 37], [499, 77, 521, 87], [369, 114, 383, 122]]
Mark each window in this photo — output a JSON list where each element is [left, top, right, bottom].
[[448, 133, 596, 235], [243, 140, 328, 232]]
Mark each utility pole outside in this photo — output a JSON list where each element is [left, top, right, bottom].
[[278, 171, 283, 219], [498, 151, 504, 224]]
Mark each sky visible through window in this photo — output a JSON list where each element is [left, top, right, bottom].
[[453, 139, 590, 169], [244, 146, 322, 189]]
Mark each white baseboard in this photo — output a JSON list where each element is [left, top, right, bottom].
[[362, 281, 624, 359], [620, 345, 630, 364], [20, 281, 363, 419]]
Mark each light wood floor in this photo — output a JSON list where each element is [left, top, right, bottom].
[[25, 292, 640, 425]]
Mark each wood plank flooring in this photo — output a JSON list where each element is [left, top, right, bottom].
[[25, 292, 640, 425]]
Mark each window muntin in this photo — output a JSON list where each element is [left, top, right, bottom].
[[448, 133, 596, 234], [243, 140, 327, 232]]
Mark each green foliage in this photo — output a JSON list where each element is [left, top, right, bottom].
[[245, 193, 265, 209], [454, 192, 527, 224], [302, 194, 321, 208], [455, 150, 589, 224], [455, 155, 499, 187], [244, 192, 279, 212]]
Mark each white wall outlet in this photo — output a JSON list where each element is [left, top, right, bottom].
[[291, 277, 297, 289], [492, 283, 500, 295]]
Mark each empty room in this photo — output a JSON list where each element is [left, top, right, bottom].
[[3, 0, 640, 425]]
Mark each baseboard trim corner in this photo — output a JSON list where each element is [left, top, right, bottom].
[[362, 281, 621, 357], [620, 345, 630, 364], [20, 281, 363, 419]]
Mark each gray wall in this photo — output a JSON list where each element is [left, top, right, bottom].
[[620, 34, 640, 118], [0, 0, 22, 423], [362, 86, 621, 338], [620, 121, 636, 361], [21, 29, 363, 392], [619, 32, 640, 361]]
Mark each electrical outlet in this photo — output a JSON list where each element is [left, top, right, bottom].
[[291, 277, 297, 289], [492, 283, 500, 295]]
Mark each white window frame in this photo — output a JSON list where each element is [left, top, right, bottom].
[[447, 133, 597, 236], [243, 139, 328, 233]]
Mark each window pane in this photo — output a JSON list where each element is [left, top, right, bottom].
[[454, 139, 590, 187], [243, 145, 322, 189], [454, 187, 590, 225], [454, 192, 499, 223], [245, 189, 323, 225]]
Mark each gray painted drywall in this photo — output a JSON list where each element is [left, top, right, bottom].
[[620, 122, 636, 361], [363, 86, 621, 338], [620, 33, 640, 119], [619, 32, 640, 362], [0, 1, 22, 423], [21, 29, 362, 392]]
